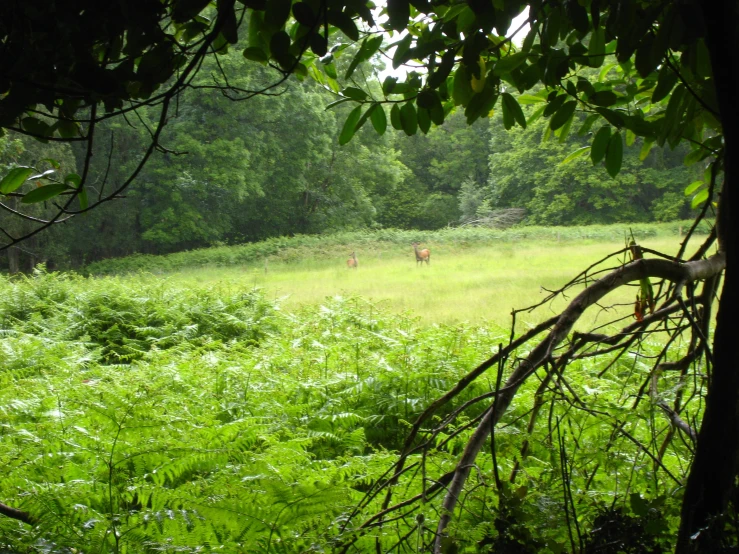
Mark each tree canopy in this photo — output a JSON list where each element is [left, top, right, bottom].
[[1, 0, 737, 551]]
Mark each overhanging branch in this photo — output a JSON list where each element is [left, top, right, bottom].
[[431, 252, 725, 552]]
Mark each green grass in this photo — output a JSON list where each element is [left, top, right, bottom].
[[0, 264, 692, 551], [161, 234, 707, 326], [82, 222, 712, 326]]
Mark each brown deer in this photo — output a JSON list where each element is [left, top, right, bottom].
[[347, 252, 358, 268], [412, 243, 430, 266]]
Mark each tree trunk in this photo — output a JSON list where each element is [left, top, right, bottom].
[[677, 3, 739, 550], [7, 247, 19, 274]]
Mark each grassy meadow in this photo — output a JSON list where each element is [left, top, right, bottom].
[[0, 223, 711, 551], [163, 233, 703, 327]]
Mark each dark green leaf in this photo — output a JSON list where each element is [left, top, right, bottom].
[[566, 0, 590, 34], [21, 183, 68, 204], [527, 104, 547, 126], [344, 56, 362, 80], [399, 103, 418, 135], [658, 84, 686, 145], [595, 107, 625, 127], [494, 52, 527, 74], [591, 126, 611, 164], [428, 49, 456, 90], [576, 78, 596, 97], [452, 65, 473, 106], [382, 76, 398, 95], [78, 189, 88, 211], [217, 0, 239, 44], [243, 46, 269, 63], [625, 129, 636, 146], [328, 11, 359, 41], [370, 104, 387, 134], [342, 87, 368, 101], [543, 7, 562, 49], [560, 146, 591, 165], [65, 173, 82, 188], [323, 62, 338, 79], [172, 0, 211, 23], [549, 100, 577, 131], [588, 90, 618, 107], [623, 116, 656, 138], [630, 494, 649, 517], [265, 0, 292, 30], [695, 39, 712, 79], [652, 64, 678, 103], [501, 98, 515, 129], [211, 32, 229, 54], [41, 158, 61, 170], [387, 0, 410, 31], [587, 28, 605, 67], [21, 117, 52, 138], [605, 131, 623, 177], [292, 3, 315, 26], [346, 36, 383, 80], [417, 107, 431, 133], [325, 97, 353, 110], [270, 31, 292, 66], [639, 139, 654, 161], [0, 166, 34, 194], [310, 32, 328, 56], [501, 93, 526, 129], [465, 88, 497, 125], [354, 104, 375, 133], [578, 113, 599, 136], [429, 101, 445, 125], [558, 113, 574, 142], [364, 36, 384, 59], [543, 93, 568, 117], [56, 119, 79, 138], [635, 35, 658, 78], [521, 22, 539, 54], [392, 34, 413, 69], [684, 148, 709, 166], [247, 9, 267, 49], [390, 104, 403, 130], [339, 105, 362, 145]]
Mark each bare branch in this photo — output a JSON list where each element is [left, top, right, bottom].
[[431, 252, 725, 551], [0, 501, 36, 525]]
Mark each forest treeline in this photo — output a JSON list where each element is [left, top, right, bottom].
[[0, 46, 698, 271]]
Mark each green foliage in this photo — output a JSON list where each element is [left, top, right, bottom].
[[81, 222, 695, 276], [0, 268, 695, 551], [485, 111, 699, 225], [0, 270, 499, 550]]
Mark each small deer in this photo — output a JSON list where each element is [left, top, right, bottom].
[[412, 242, 430, 266], [347, 252, 358, 269]]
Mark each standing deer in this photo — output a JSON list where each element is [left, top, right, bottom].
[[347, 252, 358, 269], [412, 243, 430, 266]]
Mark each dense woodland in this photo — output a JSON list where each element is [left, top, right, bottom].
[[1, 47, 698, 271]]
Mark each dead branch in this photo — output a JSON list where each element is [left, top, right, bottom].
[[0, 501, 36, 525], [431, 252, 724, 551]]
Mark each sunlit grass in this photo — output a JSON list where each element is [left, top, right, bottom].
[[161, 234, 709, 326]]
